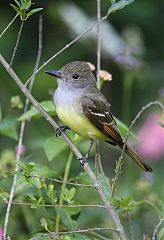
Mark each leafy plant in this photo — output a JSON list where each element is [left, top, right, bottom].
[[63, 187, 76, 204], [10, 0, 43, 20]]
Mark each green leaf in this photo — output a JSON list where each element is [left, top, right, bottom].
[[72, 234, 92, 240], [77, 139, 95, 154], [0, 188, 9, 201], [72, 172, 91, 185], [40, 217, 48, 231], [20, 0, 31, 10], [63, 188, 76, 204], [26, 177, 43, 189], [46, 183, 57, 203], [66, 206, 81, 216], [14, 0, 21, 7], [110, 0, 135, 12], [68, 188, 76, 201], [16, 161, 27, 170], [0, 115, 18, 140], [61, 236, 72, 240], [110, 0, 115, 4], [159, 227, 164, 240], [29, 196, 45, 208], [10, 4, 21, 14], [29, 233, 51, 240], [115, 117, 136, 139], [56, 209, 77, 230], [44, 137, 68, 161], [26, 162, 35, 172], [110, 196, 141, 213], [18, 101, 56, 121], [10, 95, 23, 109], [26, 8, 43, 19], [98, 174, 111, 200]]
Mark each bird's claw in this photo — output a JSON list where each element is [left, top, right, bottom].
[[56, 126, 69, 137], [78, 154, 88, 167]]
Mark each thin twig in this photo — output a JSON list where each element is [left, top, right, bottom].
[[95, 0, 102, 177], [3, 15, 43, 240], [111, 100, 164, 196], [25, 0, 134, 87], [31, 227, 119, 240], [96, 0, 101, 90], [0, 200, 106, 209], [9, 21, 24, 67], [28, 15, 43, 93], [0, 14, 18, 39], [7, 171, 96, 188], [95, 0, 113, 203], [55, 151, 73, 232], [152, 218, 164, 240], [0, 53, 127, 240], [126, 212, 135, 240], [28, 174, 95, 188], [95, 1, 111, 209]]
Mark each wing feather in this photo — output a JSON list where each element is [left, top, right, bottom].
[[80, 94, 152, 172], [81, 95, 123, 145]]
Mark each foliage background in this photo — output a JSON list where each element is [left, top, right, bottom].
[[0, 0, 164, 239]]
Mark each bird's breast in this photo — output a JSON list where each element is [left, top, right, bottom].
[[53, 88, 106, 140]]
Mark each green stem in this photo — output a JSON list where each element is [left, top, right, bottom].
[[55, 150, 73, 232], [122, 71, 133, 125]]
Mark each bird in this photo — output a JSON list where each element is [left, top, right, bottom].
[[45, 61, 152, 172]]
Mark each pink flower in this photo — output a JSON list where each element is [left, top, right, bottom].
[[0, 227, 4, 240], [15, 144, 26, 156], [137, 113, 164, 161]]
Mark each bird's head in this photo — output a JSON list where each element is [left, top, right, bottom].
[[45, 61, 96, 90]]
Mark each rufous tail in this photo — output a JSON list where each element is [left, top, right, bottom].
[[119, 143, 152, 172]]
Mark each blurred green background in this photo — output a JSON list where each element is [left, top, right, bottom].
[[0, 0, 164, 239]]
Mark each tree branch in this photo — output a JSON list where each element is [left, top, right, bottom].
[[9, 21, 24, 67], [0, 14, 18, 39], [31, 227, 119, 240], [0, 201, 107, 209]]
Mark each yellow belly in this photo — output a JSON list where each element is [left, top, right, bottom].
[[56, 105, 107, 140]]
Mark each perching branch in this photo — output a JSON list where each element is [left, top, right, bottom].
[[0, 53, 127, 240], [0, 14, 18, 39], [28, 174, 95, 188], [1, 201, 106, 209], [31, 227, 119, 240]]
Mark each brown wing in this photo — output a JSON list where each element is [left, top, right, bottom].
[[81, 94, 152, 172], [81, 94, 123, 145]]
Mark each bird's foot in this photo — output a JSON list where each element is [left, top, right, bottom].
[[78, 140, 94, 167], [56, 126, 70, 137], [78, 154, 88, 167]]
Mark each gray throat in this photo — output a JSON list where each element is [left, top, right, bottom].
[[53, 84, 85, 107]]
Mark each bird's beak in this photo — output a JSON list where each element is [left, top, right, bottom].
[[45, 70, 63, 78]]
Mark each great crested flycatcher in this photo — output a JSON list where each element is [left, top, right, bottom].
[[45, 61, 152, 172]]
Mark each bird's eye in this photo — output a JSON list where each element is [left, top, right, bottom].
[[72, 73, 79, 80]]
